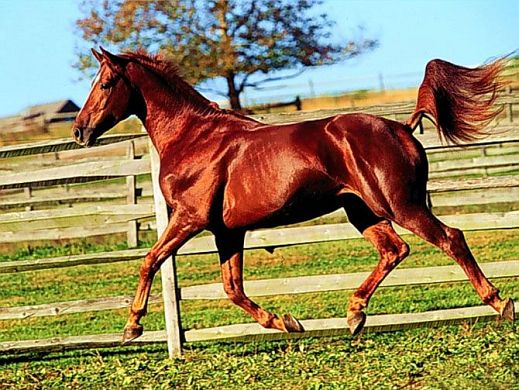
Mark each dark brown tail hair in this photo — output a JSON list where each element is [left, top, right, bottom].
[[406, 57, 508, 144]]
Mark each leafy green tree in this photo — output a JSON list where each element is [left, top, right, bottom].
[[76, 0, 377, 110]]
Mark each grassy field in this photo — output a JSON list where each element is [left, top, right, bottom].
[[1, 323, 517, 389], [0, 228, 518, 388]]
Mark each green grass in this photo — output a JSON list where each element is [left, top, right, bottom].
[[0, 323, 517, 389], [0, 229, 518, 388]]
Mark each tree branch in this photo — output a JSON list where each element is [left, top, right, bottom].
[[229, 2, 256, 37], [243, 68, 307, 90]]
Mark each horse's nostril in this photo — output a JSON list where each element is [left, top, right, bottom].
[[74, 128, 82, 141]]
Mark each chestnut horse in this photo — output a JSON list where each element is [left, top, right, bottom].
[[74, 48, 515, 343]]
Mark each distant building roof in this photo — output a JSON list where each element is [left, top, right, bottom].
[[22, 100, 79, 119]]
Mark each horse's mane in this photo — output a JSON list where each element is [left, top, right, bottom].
[[121, 50, 257, 123]]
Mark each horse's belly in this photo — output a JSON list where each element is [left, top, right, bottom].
[[222, 176, 344, 230], [251, 191, 345, 229]]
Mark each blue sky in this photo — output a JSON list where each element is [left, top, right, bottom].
[[0, 0, 517, 117]]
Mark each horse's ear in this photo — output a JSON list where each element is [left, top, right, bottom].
[[91, 48, 103, 63], [100, 47, 128, 73]]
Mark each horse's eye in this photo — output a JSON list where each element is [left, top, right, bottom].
[[100, 82, 111, 90]]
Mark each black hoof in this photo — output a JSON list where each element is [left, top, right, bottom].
[[122, 324, 144, 344], [282, 314, 305, 333], [500, 298, 515, 322], [347, 312, 366, 336]]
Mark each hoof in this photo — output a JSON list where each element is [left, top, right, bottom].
[[282, 314, 305, 333], [500, 298, 515, 322], [347, 312, 366, 336], [122, 324, 143, 344]]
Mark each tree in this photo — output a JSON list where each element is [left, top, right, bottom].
[[75, 0, 378, 110]]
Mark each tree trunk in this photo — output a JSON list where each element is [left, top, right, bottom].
[[226, 72, 242, 111]]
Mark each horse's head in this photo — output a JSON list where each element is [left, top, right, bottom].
[[73, 48, 134, 147]]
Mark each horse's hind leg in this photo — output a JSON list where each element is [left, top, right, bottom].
[[344, 195, 410, 335], [215, 229, 304, 333], [394, 206, 515, 321]]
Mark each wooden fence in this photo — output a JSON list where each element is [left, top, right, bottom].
[[0, 95, 518, 357]]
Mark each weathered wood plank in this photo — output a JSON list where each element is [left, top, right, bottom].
[[0, 156, 143, 176], [0, 192, 127, 210], [427, 143, 519, 162], [430, 187, 519, 208], [436, 211, 519, 231], [1, 305, 515, 354], [184, 305, 518, 343], [427, 175, 519, 192], [2, 261, 516, 320], [180, 260, 519, 300], [0, 204, 154, 232], [420, 128, 519, 150], [0, 158, 151, 189], [0, 185, 154, 210], [429, 154, 519, 173], [0, 222, 155, 244], [0, 294, 155, 320], [0, 330, 166, 355], [430, 165, 518, 179], [0, 248, 149, 273], [56, 136, 149, 162], [0, 133, 147, 158]]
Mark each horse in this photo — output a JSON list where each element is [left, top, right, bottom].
[[73, 48, 515, 343]]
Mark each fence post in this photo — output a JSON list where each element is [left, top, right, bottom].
[[24, 187, 32, 211], [126, 141, 139, 248], [149, 136, 183, 357]]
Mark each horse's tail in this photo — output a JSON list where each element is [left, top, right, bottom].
[[405, 57, 508, 144]]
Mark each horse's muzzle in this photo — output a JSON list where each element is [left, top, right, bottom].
[[72, 126, 96, 147], [73, 127, 83, 144]]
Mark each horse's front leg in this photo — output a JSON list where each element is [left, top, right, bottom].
[[123, 210, 201, 343], [215, 229, 305, 333]]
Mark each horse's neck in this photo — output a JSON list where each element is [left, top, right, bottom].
[[129, 66, 253, 156]]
